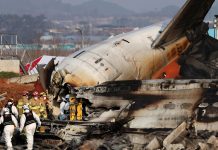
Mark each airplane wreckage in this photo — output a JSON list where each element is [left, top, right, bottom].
[[36, 0, 218, 149]]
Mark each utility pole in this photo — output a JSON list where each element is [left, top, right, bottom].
[[75, 27, 84, 49]]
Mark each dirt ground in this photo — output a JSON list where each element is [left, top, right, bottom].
[[0, 79, 34, 108]]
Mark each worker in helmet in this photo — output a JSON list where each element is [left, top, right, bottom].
[[19, 105, 41, 150], [69, 93, 77, 121], [58, 94, 70, 120], [30, 91, 40, 117], [39, 92, 47, 100], [1, 98, 19, 119], [23, 91, 30, 100], [0, 107, 19, 150], [17, 91, 30, 116], [32, 91, 39, 97], [39, 92, 48, 119]]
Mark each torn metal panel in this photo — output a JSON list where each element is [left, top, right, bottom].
[[194, 121, 218, 133], [39, 58, 56, 91], [146, 137, 161, 150], [163, 122, 187, 147], [179, 34, 218, 79]]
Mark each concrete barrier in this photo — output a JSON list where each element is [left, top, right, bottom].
[[0, 60, 20, 73], [8, 74, 38, 84]]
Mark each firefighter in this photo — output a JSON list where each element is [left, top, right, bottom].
[[0, 107, 19, 150], [39, 92, 48, 119], [58, 94, 70, 120], [39, 92, 47, 101], [1, 98, 19, 119], [29, 91, 40, 117], [69, 93, 85, 121], [69, 94, 77, 121], [20, 105, 41, 150], [17, 91, 30, 116], [22, 91, 30, 100], [76, 98, 83, 121]]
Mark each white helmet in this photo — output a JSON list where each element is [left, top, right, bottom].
[[23, 105, 30, 113], [7, 102, 13, 105], [65, 94, 70, 99], [3, 108, 10, 115]]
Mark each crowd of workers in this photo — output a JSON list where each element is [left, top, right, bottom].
[[58, 92, 88, 121], [0, 91, 46, 150], [0, 89, 88, 149]]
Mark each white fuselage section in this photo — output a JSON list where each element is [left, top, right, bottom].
[[54, 23, 189, 87]]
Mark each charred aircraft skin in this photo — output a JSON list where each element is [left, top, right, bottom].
[[76, 79, 218, 129], [50, 79, 218, 148]]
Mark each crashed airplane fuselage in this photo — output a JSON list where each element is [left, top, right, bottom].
[[52, 27, 188, 88], [41, 0, 217, 129], [48, 0, 214, 95]]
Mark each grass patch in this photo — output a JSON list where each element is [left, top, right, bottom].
[[0, 71, 20, 78]]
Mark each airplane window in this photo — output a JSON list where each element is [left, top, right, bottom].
[[95, 58, 102, 64], [164, 103, 175, 109], [180, 103, 192, 109]]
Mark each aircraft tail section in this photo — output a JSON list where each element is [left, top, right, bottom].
[[152, 0, 214, 48]]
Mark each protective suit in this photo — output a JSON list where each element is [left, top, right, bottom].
[[1, 98, 19, 119], [20, 105, 41, 150], [59, 94, 70, 120], [0, 108, 19, 150]]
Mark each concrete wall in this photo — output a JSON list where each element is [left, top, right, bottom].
[[0, 60, 20, 73]]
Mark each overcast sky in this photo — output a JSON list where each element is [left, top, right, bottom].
[[63, 0, 186, 13]]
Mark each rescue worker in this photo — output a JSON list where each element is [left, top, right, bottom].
[[39, 92, 47, 101], [39, 92, 48, 119], [17, 91, 30, 116], [29, 91, 40, 117], [69, 93, 85, 121], [1, 98, 19, 119], [0, 107, 19, 150], [20, 105, 41, 150], [76, 98, 83, 121], [69, 93, 77, 121], [58, 94, 70, 120], [22, 91, 30, 100], [32, 91, 39, 101]]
